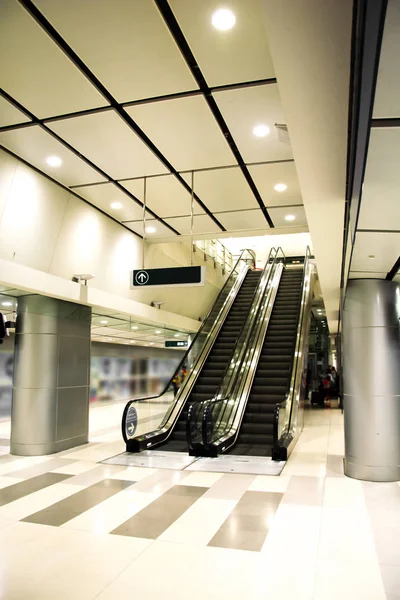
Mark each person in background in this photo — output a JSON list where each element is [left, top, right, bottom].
[[172, 369, 181, 397]]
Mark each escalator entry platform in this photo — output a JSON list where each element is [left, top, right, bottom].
[[102, 450, 285, 475]]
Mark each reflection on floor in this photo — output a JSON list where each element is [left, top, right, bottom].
[[0, 403, 398, 599]]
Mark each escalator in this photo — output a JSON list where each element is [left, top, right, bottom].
[[188, 248, 314, 460], [229, 267, 303, 456], [160, 270, 262, 452]]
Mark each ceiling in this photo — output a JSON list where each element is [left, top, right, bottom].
[[0, 0, 307, 242], [348, 0, 400, 282]]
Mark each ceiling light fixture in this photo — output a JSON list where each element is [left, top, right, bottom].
[[130, 340, 136, 344], [146, 226, 156, 234], [149, 342, 154, 345], [1, 301, 13, 307], [46, 156, 62, 167], [131, 325, 138, 330], [253, 124, 270, 138], [110, 201, 122, 210], [155, 330, 161, 334], [274, 183, 287, 192], [107, 337, 112, 341], [211, 8, 236, 31], [285, 214, 296, 221], [174, 333, 181, 338]]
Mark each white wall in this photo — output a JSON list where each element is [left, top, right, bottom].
[[0, 149, 225, 320]]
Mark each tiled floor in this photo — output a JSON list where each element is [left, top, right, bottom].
[[0, 402, 398, 599]]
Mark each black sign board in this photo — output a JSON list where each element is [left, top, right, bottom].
[[165, 340, 189, 348], [131, 266, 205, 289], [125, 405, 138, 439]]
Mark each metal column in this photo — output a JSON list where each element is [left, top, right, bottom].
[[11, 295, 92, 456], [343, 279, 400, 481]]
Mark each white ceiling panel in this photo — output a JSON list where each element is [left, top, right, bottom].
[[358, 128, 400, 230], [248, 161, 303, 207], [181, 167, 258, 211], [124, 218, 176, 238], [126, 95, 234, 171], [214, 85, 293, 163], [34, 0, 197, 103], [373, 0, 400, 118], [268, 205, 307, 228], [121, 174, 204, 218], [0, 126, 106, 186], [216, 209, 268, 232], [48, 111, 168, 180], [74, 183, 144, 222], [351, 231, 400, 273], [0, 0, 105, 118], [169, 0, 275, 86], [349, 272, 387, 279], [163, 214, 221, 235], [0, 96, 30, 128]]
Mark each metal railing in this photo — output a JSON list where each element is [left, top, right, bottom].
[[187, 247, 286, 456], [121, 249, 256, 452], [194, 240, 240, 274], [272, 246, 314, 460]]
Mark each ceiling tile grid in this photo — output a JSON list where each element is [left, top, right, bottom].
[[0, 0, 105, 117], [34, 0, 197, 103], [0, 0, 310, 238]]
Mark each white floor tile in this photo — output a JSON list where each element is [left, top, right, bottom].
[[314, 559, 386, 600], [0, 476, 23, 489], [176, 471, 223, 488], [248, 474, 291, 493]]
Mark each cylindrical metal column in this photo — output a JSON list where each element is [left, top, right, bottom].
[[11, 295, 92, 456], [343, 279, 400, 481]]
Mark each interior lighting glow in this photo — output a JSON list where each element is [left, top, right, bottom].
[[211, 8, 236, 31], [285, 214, 296, 221], [107, 337, 112, 341], [274, 183, 287, 192], [110, 202, 122, 210], [131, 326, 138, 330], [46, 156, 62, 167], [253, 124, 270, 138], [146, 226, 156, 234], [130, 340, 136, 344], [100, 320, 108, 324], [155, 330, 161, 334], [1, 301, 13, 307], [174, 333, 181, 337]]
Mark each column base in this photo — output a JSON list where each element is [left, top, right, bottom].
[[10, 434, 88, 456], [344, 457, 400, 482]]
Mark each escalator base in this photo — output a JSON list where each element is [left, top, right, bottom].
[[102, 450, 198, 470], [185, 454, 285, 476]]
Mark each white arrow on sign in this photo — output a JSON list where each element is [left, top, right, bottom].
[[135, 270, 149, 285]]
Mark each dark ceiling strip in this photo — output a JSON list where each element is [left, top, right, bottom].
[[386, 256, 400, 280], [153, 0, 274, 228], [0, 144, 142, 239], [371, 117, 400, 128], [18, 0, 225, 233], [0, 89, 180, 236], [211, 78, 277, 94], [340, 0, 388, 291], [357, 228, 400, 233]]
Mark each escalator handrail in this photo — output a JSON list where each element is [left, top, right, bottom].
[[273, 246, 312, 453], [122, 248, 255, 445], [187, 247, 286, 454]]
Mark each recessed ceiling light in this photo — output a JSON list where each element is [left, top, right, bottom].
[[368, 255, 376, 259], [285, 214, 296, 221], [46, 156, 62, 167], [253, 124, 270, 138], [110, 202, 122, 210], [274, 183, 287, 192], [130, 340, 136, 344], [149, 342, 154, 345], [107, 337, 112, 341], [155, 330, 161, 334], [146, 226, 156, 234], [1, 301, 13, 307], [174, 333, 181, 338], [100, 320, 108, 324], [211, 8, 236, 30], [131, 325, 138, 330]]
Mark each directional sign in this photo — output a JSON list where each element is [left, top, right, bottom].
[[125, 405, 138, 439], [131, 266, 205, 289], [165, 340, 188, 348]]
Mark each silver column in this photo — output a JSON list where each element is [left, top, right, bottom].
[[343, 279, 400, 481], [11, 295, 92, 456]]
